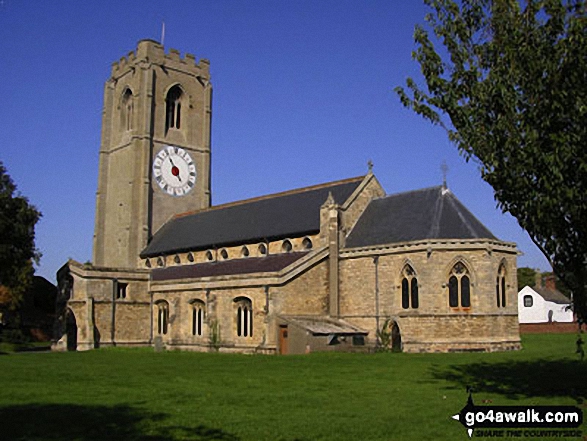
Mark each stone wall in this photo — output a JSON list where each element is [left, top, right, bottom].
[[339, 240, 520, 351]]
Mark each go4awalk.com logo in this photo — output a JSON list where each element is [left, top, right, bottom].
[[451, 391, 583, 438]]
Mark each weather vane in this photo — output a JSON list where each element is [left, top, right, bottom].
[[441, 161, 449, 188]]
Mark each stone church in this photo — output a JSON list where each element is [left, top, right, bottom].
[[53, 40, 521, 354]]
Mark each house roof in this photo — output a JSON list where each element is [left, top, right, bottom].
[[345, 186, 497, 248], [141, 176, 363, 258], [151, 252, 309, 281], [533, 287, 571, 305]]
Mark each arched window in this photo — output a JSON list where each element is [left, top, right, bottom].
[[205, 250, 214, 261], [258, 243, 267, 256], [121, 88, 133, 131], [282, 240, 292, 253], [496, 264, 507, 308], [302, 237, 313, 250], [191, 300, 205, 336], [234, 297, 253, 337], [156, 301, 169, 335], [165, 85, 182, 132], [220, 249, 228, 260], [401, 264, 419, 309], [241, 246, 250, 258], [448, 262, 471, 308]]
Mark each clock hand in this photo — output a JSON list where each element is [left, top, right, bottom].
[[168, 157, 182, 182]]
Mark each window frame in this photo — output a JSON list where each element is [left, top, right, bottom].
[[234, 297, 253, 338], [448, 262, 472, 309], [156, 301, 169, 336], [191, 300, 205, 337], [524, 295, 533, 308], [400, 264, 419, 310]]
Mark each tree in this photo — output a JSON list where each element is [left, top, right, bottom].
[[0, 162, 42, 319], [517, 267, 537, 291], [396, 0, 587, 322]]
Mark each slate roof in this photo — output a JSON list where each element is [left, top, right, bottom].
[[151, 252, 309, 281], [345, 186, 497, 248], [141, 176, 363, 258]]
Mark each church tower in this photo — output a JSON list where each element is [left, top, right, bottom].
[[93, 40, 212, 268]]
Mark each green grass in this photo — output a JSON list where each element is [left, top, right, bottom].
[[0, 334, 584, 440]]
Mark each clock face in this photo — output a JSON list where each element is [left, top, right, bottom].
[[152, 146, 197, 196]]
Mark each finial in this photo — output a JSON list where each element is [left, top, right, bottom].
[[441, 161, 449, 189], [322, 191, 336, 208], [367, 159, 374, 172]]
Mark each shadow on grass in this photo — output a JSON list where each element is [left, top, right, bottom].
[[0, 403, 241, 441], [430, 359, 587, 401]]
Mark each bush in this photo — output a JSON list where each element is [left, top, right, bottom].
[[0, 328, 30, 345]]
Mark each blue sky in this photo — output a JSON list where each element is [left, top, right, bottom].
[[0, 1, 550, 283]]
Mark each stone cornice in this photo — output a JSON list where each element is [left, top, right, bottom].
[[67, 259, 150, 281], [340, 238, 518, 259]]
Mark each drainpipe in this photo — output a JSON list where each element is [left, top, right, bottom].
[[264, 285, 270, 314], [373, 256, 380, 345], [149, 290, 154, 345], [111, 278, 117, 347]]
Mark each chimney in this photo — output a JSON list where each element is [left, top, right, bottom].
[[534, 272, 543, 289], [545, 274, 556, 291]]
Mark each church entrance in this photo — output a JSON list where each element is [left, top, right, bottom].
[[391, 321, 402, 353], [66, 308, 77, 351], [279, 325, 288, 355]]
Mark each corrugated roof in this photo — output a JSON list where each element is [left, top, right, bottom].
[[151, 252, 308, 281], [345, 186, 496, 248], [141, 176, 363, 258], [283, 316, 368, 335]]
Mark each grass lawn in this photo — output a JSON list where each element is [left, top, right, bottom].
[[0, 334, 584, 440]]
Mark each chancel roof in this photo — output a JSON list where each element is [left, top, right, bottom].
[[345, 186, 497, 248], [141, 176, 363, 258]]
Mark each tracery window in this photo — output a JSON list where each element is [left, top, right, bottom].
[[401, 264, 419, 309], [165, 85, 182, 132], [156, 301, 169, 335], [496, 264, 507, 308], [234, 297, 253, 337], [191, 300, 205, 336], [448, 262, 471, 308]]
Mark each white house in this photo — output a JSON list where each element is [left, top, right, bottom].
[[518, 278, 573, 324]]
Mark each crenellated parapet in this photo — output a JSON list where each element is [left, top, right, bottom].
[[110, 39, 210, 79]]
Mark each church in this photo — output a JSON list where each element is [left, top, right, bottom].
[[53, 40, 521, 354]]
